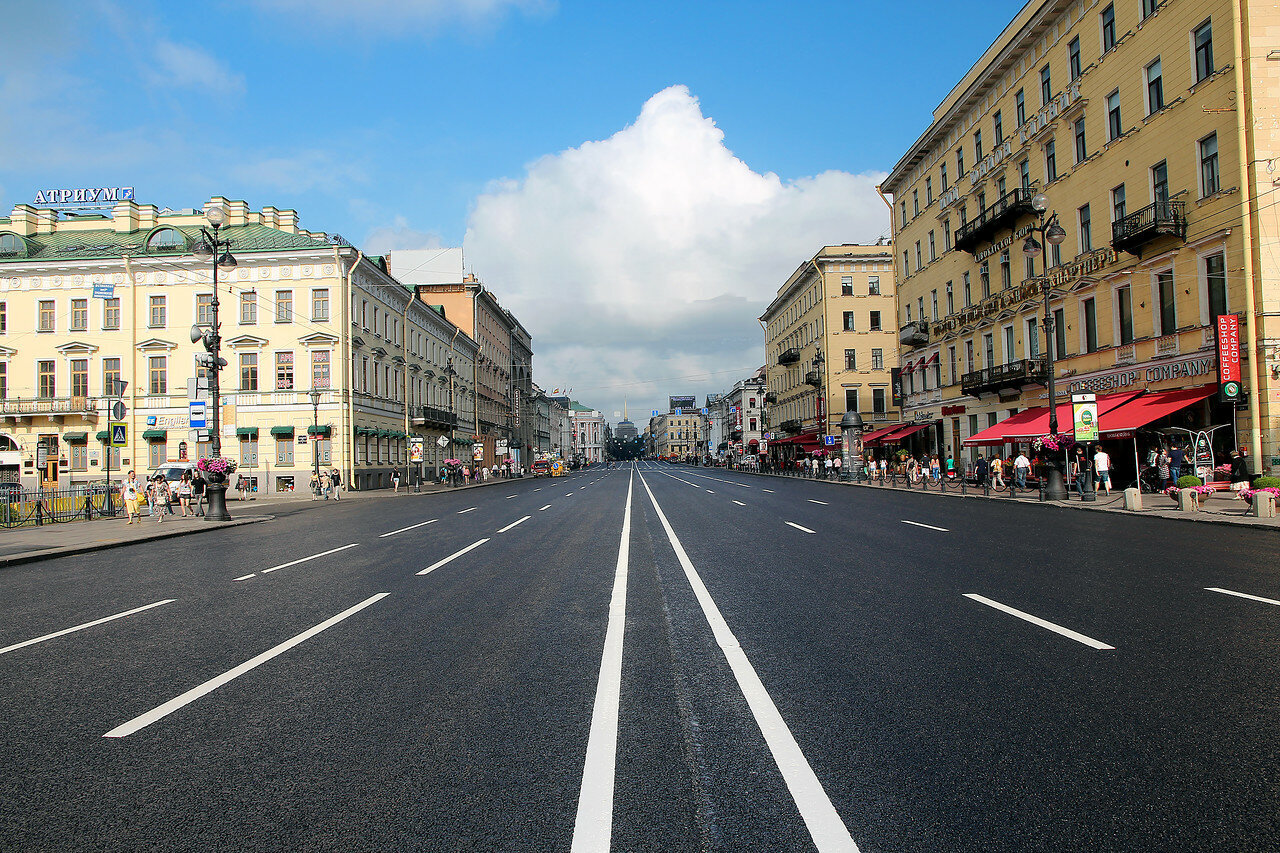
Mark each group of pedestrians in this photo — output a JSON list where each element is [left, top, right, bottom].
[[794, 455, 843, 479], [120, 469, 206, 523], [309, 468, 343, 500]]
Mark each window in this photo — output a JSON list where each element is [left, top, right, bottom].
[[915, 241, 922, 269], [1076, 204, 1092, 253], [71, 299, 88, 331], [843, 311, 856, 332], [983, 333, 995, 368], [1107, 90, 1122, 140], [71, 442, 87, 472], [275, 351, 294, 390], [1069, 36, 1082, 80], [240, 352, 259, 391], [1199, 133, 1220, 196], [1045, 139, 1058, 183], [918, 296, 925, 321], [275, 290, 293, 323], [148, 440, 166, 469], [196, 293, 214, 327], [1040, 64, 1052, 106], [148, 356, 167, 395], [146, 228, 186, 253], [1074, 117, 1087, 163], [903, 251, 910, 277], [240, 291, 257, 324], [900, 201, 907, 227], [963, 272, 972, 306], [872, 388, 886, 416], [1157, 270, 1176, 334], [845, 389, 859, 412], [931, 290, 939, 320], [1083, 298, 1098, 352], [973, 129, 983, 160], [925, 177, 933, 205], [1118, 285, 1134, 344], [1003, 326, 1015, 364], [912, 190, 919, 216], [68, 358, 88, 398], [1194, 19, 1214, 82], [38, 360, 55, 397], [943, 219, 952, 250], [940, 163, 948, 191], [841, 276, 853, 296], [981, 264, 991, 298], [316, 438, 332, 466], [871, 348, 884, 370], [868, 276, 880, 295], [240, 437, 258, 468], [844, 349, 857, 370], [993, 110, 1004, 144], [1146, 58, 1164, 114], [103, 358, 121, 396], [1101, 4, 1116, 51], [149, 295, 166, 328], [1025, 254, 1037, 281], [1019, 159, 1031, 192], [1026, 318, 1041, 358], [1000, 253, 1012, 289], [928, 231, 936, 261], [103, 298, 120, 330], [948, 346, 958, 384], [1143, 0, 1158, 19], [960, 203, 967, 226], [1206, 252, 1228, 323], [1051, 241, 1062, 269], [0, 301, 5, 333], [946, 282, 954, 315], [276, 438, 294, 466], [1112, 184, 1127, 221], [1054, 308, 1067, 359], [869, 310, 882, 331], [1016, 88, 1026, 125], [966, 339, 975, 372], [956, 146, 965, 175], [38, 300, 55, 332]]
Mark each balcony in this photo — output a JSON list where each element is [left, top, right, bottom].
[[961, 358, 1048, 397], [899, 321, 929, 348], [777, 347, 801, 366], [954, 188, 1038, 254], [805, 371, 821, 387], [417, 405, 458, 431], [1112, 200, 1187, 257], [0, 396, 100, 420]]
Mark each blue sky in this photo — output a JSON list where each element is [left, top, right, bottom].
[[1, 0, 1027, 423]]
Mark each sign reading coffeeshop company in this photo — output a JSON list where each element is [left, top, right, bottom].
[[1064, 353, 1217, 396]]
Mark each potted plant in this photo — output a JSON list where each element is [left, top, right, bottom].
[[196, 456, 238, 484], [1164, 474, 1213, 505], [1241, 476, 1280, 506]]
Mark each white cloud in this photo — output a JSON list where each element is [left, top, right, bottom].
[[248, 0, 553, 32], [364, 215, 447, 254], [148, 40, 245, 94], [463, 85, 889, 422]]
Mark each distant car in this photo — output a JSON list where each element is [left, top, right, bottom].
[[531, 460, 551, 477], [149, 461, 199, 491]]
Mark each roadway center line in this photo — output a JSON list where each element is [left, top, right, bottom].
[[534, 488, 542, 491], [808, 499, 828, 505], [539, 504, 552, 511], [901, 520, 948, 532], [498, 515, 531, 533], [378, 518, 438, 538], [637, 472, 858, 852], [103, 593, 389, 738], [507, 495, 517, 499], [418, 539, 490, 575], [571, 471, 633, 853], [1206, 587, 1280, 607], [0, 599, 177, 656], [258, 543, 359, 576], [732, 500, 746, 506], [763, 488, 775, 493], [233, 574, 256, 582], [963, 594, 1115, 650], [706, 490, 715, 493], [786, 521, 816, 534], [566, 493, 575, 497], [457, 507, 477, 514]]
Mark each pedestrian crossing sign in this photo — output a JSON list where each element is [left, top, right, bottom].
[[110, 422, 127, 447]]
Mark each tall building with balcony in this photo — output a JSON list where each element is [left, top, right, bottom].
[[0, 197, 476, 492], [883, 0, 1280, 472], [761, 244, 899, 461]]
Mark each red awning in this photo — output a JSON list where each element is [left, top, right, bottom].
[[962, 391, 1143, 446], [1098, 385, 1215, 437], [962, 408, 1048, 446], [878, 423, 929, 444], [859, 424, 905, 445]]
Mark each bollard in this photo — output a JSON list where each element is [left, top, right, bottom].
[[35, 500, 43, 526], [983, 480, 990, 497], [1177, 488, 1199, 512], [85, 494, 93, 521], [1249, 491, 1276, 518], [1123, 487, 1142, 511]]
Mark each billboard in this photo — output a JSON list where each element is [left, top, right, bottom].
[[669, 395, 696, 413]]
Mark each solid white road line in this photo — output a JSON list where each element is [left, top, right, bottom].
[[706, 490, 715, 493], [786, 522, 816, 534], [259, 543, 359, 575], [103, 593, 389, 738], [0, 599, 176, 656], [498, 515, 531, 533], [507, 495, 517, 499], [1206, 587, 1280, 607], [733, 500, 746, 506], [808, 499, 829, 505], [539, 505, 552, 511], [638, 473, 859, 852], [233, 574, 256, 582], [963, 594, 1115, 650], [901, 520, 948, 532], [571, 471, 634, 853], [763, 489, 775, 493], [378, 518, 438, 538], [458, 507, 477, 514], [418, 539, 490, 575]]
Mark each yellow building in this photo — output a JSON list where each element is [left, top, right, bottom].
[[653, 412, 703, 459], [883, 0, 1279, 475], [761, 244, 899, 461], [0, 196, 477, 492]]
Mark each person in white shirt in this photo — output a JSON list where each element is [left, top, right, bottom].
[[1013, 453, 1031, 489], [1093, 447, 1112, 495]]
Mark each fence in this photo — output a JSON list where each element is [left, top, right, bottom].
[[0, 484, 119, 529]]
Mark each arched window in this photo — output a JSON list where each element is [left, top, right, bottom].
[[0, 233, 27, 258], [145, 227, 188, 253]]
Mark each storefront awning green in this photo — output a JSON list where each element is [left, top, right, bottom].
[[308, 424, 331, 436], [95, 430, 111, 442], [236, 427, 258, 438], [269, 426, 295, 436], [63, 432, 88, 442], [142, 429, 167, 440]]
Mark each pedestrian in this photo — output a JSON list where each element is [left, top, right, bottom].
[[974, 455, 988, 487], [1157, 448, 1171, 490], [1073, 447, 1088, 497], [907, 455, 919, 484], [330, 468, 342, 500], [945, 455, 956, 479], [121, 470, 141, 524], [322, 471, 333, 499], [176, 471, 194, 517], [1168, 443, 1185, 484], [192, 469, 206, 517], [930, 455, 941, 482], [879, 457, 888, 481], [832, 455, 842, 478], [237, 475, 250, 501], [310, 472, 320, 499], [1093, 445, 1113, 495], [991, 455, 1005, 489], [1230, 450, 1252, 498], [824, 456, 833, 479], [149, 474, 170, 523], [392, 467, 401, 493], [1014, 451, 1031, 489]]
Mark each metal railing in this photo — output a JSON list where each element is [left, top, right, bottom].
[[954, 187, 1038, 253], [1111, 200, 1187, 253], [0, 484, 120, 529]]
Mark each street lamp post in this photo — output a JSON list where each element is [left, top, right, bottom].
[[190, 204, 237, 521], [1022, 193, 1070, 501], [309, 388, 322, 494]]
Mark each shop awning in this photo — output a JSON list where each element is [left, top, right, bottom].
[[269, 426, 294, 436], [142, 429, 167, 440], [860, 424, 905, 446], [878, 423, 928, 444], [1099, 385, 1216, 438], [63, 432, 88, 443], [962, 408, 1051, 446], [236, 427, 258, 438], [95, 430, 111, 442], [308, 424, 331, 436], [963, 391, 1144, 445]]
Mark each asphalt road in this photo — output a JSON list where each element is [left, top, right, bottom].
[[2, 462, 1278, 852]]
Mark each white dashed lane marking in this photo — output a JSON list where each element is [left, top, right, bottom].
[[786, 522, 816, 534]]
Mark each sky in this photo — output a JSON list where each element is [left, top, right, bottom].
[[0, 0, 1028, 426]]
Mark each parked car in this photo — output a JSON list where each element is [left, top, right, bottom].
[[530, 460, 551, 478], [149, 461, 199, 491]]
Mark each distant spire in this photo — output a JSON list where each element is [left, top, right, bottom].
[[623, 396, 628, 420]]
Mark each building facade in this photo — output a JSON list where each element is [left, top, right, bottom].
[[883, 0, 1279, 474], [725, 369, 767, 462], [570, 405, 605, 464], [761, 244, 900, 461]]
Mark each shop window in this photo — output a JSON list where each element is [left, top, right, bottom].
[[241, 438, 259, 468], [71, 442, 88, 471], [276, 438, 294, 466]]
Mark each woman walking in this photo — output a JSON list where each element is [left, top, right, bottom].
[[121, 470, 141, 524], [176, 471, 194, 517], [148, 474, 171, 523]]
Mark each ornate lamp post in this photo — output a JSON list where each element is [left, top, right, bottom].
[[309, 388, 322, 492], [190, 204, 237, 521], [1022, 193, 1070, 501]]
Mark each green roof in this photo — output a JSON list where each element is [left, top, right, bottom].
[[0, 221, 350, 264]]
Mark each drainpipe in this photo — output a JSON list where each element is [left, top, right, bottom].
[[1232, 0, 1263, 465], [403, 295, 411, 473], [124, 254, 138, 473], [875, 184, 894, 212], [338, 246, 363, 488]]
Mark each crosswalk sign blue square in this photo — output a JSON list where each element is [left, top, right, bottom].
[[110, 423, 127, 447]]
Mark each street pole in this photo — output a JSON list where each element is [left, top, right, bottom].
[[310, 389, 321, 494], [191, 204, 236, 521], [1022, 193, 1069, 501]]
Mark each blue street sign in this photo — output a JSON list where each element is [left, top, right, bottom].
[[824, 435, 836, 446], [701, 408, 708, 415], [189, 401, 207, 429], [110, 423, 128, 446], [92, 283, 114, 299]]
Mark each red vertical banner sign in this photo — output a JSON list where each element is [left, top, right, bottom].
[[816, 393, 825, 436], [1216, 314, 1241, 402]]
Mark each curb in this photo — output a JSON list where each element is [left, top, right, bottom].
[[0, 516, 271, 568]]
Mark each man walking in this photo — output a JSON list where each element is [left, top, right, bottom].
[[330, 468, 341, 500], [1014, 451, 1031, 490], [1168, 443, 1185, 484], [974, 455, 988, 488], [1093, 445, 1113, 496]]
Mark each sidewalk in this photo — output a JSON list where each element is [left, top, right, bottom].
[[749, 469, 1280, 531], [0, 473, 523, 568]]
